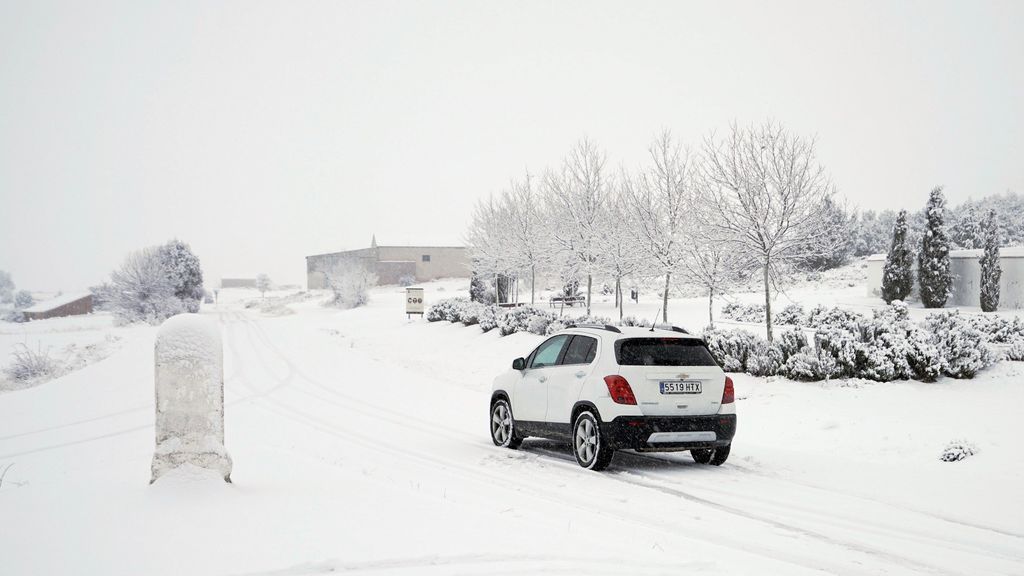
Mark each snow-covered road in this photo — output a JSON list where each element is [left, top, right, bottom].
[[1, 284, 1022, 575]]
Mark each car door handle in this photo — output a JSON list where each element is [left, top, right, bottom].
[[538, 376, 547, 383], [575, 371, 586, 378]]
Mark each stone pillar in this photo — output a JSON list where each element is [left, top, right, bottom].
[[151, 314, 232, 483]]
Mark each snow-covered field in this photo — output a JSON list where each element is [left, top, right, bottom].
[[1, 280, 1023, 575]]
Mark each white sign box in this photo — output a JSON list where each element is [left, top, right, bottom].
[[406, 288, 425, 315]]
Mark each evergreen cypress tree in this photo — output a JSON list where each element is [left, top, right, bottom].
[[980, 209, 1001, 312], [918, 187, 952, 308], [881, 210, 914, 303]]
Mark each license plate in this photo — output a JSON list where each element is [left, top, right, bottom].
[[660, 380, 702, 394]]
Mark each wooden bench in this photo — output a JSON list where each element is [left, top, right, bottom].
[[497, 302, 526, 308], [549, 296, 587, 308]]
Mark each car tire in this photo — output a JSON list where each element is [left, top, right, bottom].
[[692, 445, 730, 466], [572, 411, 614, 471], [709, 444, 731, 466], [490, 399, 522, 449], [690, 448, 713, 464]]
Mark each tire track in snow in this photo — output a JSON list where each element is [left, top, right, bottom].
[[223, 309, 970, 576]]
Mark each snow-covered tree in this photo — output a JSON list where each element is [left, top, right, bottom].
[[466, 195, 517, 303], [622, 131, 692, 323], [950, 203, 982, 249], [980, 209, 1001, 312], [849, 209, 898, 257], [695, 121, 843, 342], [13, 290, 33, 309], [797, 196, 853, 270], [0, 270, 13, 303], [918, 187, 952, 309], [543, 138, 610, 315], [881, 210, 914, 303], [320, 259, 377, 309], [158, 239, 204, 313], [596, 186, 644, 321], [255, 274, 272, 298], [500, 173, 550, 305], [110, 247, 183, 325]]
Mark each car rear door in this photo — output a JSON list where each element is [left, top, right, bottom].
[[544, 335, 599, 425], [614, 337, 726, 416], [515, 335, 570, 422]]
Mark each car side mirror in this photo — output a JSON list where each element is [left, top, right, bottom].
[[512, 357, 526, 371]]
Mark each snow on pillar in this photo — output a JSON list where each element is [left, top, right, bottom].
[[151, 314, 232, 483]]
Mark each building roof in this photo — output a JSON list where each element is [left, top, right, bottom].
[[306, 245, 465, 259], [23, 292, 91, 313]]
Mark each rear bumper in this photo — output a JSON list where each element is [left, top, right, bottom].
[[604, 414, 736, 451]]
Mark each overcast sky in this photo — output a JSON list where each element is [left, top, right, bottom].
[[2, 0, 1022, 291]]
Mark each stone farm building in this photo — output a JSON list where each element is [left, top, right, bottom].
[[22, 292, 93, 321], [306, 237, 468, 289], [866, 246, 1024, 309]]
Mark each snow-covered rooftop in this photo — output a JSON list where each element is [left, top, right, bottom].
[[22, 292, 92, 313]]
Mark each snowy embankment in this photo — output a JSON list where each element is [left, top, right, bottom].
[[0, 281, 1022, 575]]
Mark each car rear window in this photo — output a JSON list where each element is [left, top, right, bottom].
[[615, 338, 719, 367]]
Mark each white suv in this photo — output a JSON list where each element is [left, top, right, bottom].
[[489, 324, 736, 470]]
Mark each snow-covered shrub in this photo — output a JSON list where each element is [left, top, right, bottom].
[[925, 311, 998, 378], [426, 298, 469, 322], [620, 316, 650, 328], [527, 314, 551, 335], [939, 439, 977, 462], [702, 328, 757, 372], [856, 331, 910, 382], [746, 341, 784, 377], [905, 327, 944, 382], [777, 329, 808, 360], [721, 302, 766, 323], [967, 314, 1024, 344], [1005, 338, 1024, 362], [496, 307, 553, 336], [322, 261, 377, 309], [545, 320, 568, 335], [2, 310, 26, 323], [110, 247, 185, 325], [3, 344, 61, 382], [803, 305, 864, 332], [814, 327, 859, 378], [478, 305, 499, 332], [458, 302, 488, 326], [398, 274, 416, 288], [13, 290, 33, 309], [783, 347, 838, 381], [773, 304, 805, 326]]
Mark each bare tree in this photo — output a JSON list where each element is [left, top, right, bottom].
[[597, 185, 645, 321], [501, 172, 550, 305], [696, 121, 841, 341], [623, 131, 692, 323], [544, 139, 610, 315], [110, 247, 183, 325], [466, 195, 517, 303], [679, 228, 751, 328], [255, 274, 272, 298]]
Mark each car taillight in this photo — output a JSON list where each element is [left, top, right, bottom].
[[604, 375, 637, 405], [722, 376, 735, 404]]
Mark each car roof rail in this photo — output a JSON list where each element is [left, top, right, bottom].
[[568, 323, 623, 334], [652, 323, 690, 334]]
